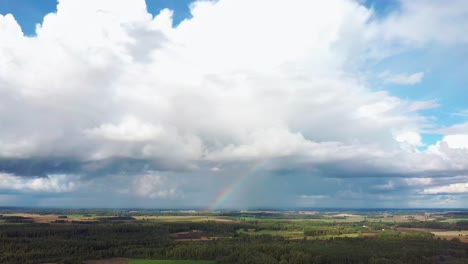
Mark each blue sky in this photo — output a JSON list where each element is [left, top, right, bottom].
[[0, 0, 196, 35], [1, 0, 468, 209], [0, 0, 57, 35]]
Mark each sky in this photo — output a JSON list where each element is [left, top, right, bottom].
[[0, 0, 468, 209]]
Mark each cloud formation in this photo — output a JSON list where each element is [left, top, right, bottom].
[[0, 0, 468, 208], [0, 173, 77, 193], [379, 71, 424, 85]]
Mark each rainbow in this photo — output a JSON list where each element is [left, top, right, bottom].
[[208, 159, 267, 211]]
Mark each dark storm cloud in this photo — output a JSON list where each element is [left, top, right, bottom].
[[0, 157, 176, 178]]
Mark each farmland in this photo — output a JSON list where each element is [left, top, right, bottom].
[[1, 208, 468, 263]]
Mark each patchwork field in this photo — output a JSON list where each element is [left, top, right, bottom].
[[2, 209, 468, 263], [397, 228, 468, 243], [1, 213, 96, 223]]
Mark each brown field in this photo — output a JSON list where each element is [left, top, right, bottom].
[[3, 213, 95, 223], [169, 230, 204, 239], [84, 258, 128, 264], [431, 230, 468, 243], [169, 230, 220, 241], [397, 228, 468, 243], [361, 232, 378, 237], [396, 227, 443, 233], [174, 237, 220, 241]]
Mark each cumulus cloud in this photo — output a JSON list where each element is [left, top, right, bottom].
[[423, 182, 468, 194], [134, 172, 179, 199], [442, 135, 468, 149], [0, 0, 468, 207], [0, 173, 77, 193], [428, 123, 468, 156], [393, 131, 424, 147], [85, 116, 165, 142]]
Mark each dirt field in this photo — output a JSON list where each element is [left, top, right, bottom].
[[431, 230, 468, 243], [397, 228, 468, 243], [361, 232, 378, 237], [84, 259, 128, 264]]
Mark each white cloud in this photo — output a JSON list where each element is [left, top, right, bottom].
[[437, 122, 468, 135], [374, 0, 468, 47], [210, 167, 221, 172], [1, 0, 468, 206], [452, 110, 468, 117], [394, 131, 423, 147], [134, 172, 178, 199], [404, 178, 432, 186], [2, 0, 407, 164], [298, 195, 328, 199], [423, 182, 468, 194], [85, 116, 164, 142], [379, 71, 424, 85], [442, 135, 468, 149], [0, 173, 77, 193], [428, 122, 468, 150]]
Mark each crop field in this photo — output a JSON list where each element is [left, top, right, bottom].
[[2, 209, 468, 263], [394, 228, 468, 243], [430, 230, 468, 236], [430, 230, 468, 243], [1, 213, 97, 223], [66, 214, 97, 219]]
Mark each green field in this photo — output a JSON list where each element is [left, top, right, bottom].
[[441, 218, 468, 223], [314, 233, 361, 239], [0, 220, 24, 225], [65, 214, 96, 219], [130, 260, 215, 264]]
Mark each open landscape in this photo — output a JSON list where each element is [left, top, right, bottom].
[[2, 208, 468, 263], [2, 0, 468, 263]]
